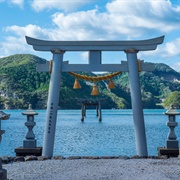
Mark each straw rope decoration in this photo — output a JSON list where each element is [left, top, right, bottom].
[[49, 60, 121, 95], [68, 71, 121, 82], [68, 71, 121, 96]]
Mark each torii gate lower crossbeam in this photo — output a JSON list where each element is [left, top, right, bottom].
[[26, 35, 164, 157]]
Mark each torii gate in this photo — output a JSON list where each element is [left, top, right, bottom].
[[26, 35, 164, 157]]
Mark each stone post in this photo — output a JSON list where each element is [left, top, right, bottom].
[[96, 103, 99, 117], [98, 101, 102, 122], [81, 104, 85, 122]]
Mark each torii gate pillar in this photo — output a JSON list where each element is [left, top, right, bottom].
[[126, 49, 148, 156], [42, 50, 64, 156]]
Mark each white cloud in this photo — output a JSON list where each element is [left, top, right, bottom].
[[51, 10, 107, 40], [0, 0, 24, 7], [10, 0, 24, 8], [163, 38, 180, 57], [172, 62, 180, 72], [4, 0, 180, 41], [1, 24, 51, 56], [80, 52, 88, 61], [106, 0, 180, 34], [1, 0, 180, 64], [141, 38, 180, 60], [139, 37, 180, 68], [49, 0, 180, 41], [0, 36, 30, 56], [5, 24, 51, 39], [31, 0, 91, 12], [145, 38, 180, 59]]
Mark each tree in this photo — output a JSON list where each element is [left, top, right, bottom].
[[163, 91, 180, 109]]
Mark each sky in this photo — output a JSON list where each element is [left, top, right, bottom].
[[0, 0, 180, 72]]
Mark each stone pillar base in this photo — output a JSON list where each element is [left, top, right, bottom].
[[23, 139, 37, 148], [15, 146, 42, 156], [158, 147, 179, 157], [0, 168, 7, 180], [166, 140, 178, 149]]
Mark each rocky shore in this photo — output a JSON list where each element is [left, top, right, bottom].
[[0, 155, 169, 164], [2, 155, 180, 180]]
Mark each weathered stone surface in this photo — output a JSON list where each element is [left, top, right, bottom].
[[13, 156, 25, 162], [131, 155, 140, 159], [24, 155, 38, 161], [131, 155, 148, 159], [117, 156, 130, 159], [158, 147, 179, 158], [81, 156, 94, 159], [0, 169, 7, 180], [142, 155, 167, 159], [37, 156, 51, 161], [100, 156, 118, 159], [0, 156, 14, 164], [90, 156, 99, 159], [15, 146, 42, 156], [158, 155, 168, 159], [53, 156, 65, 160], [67, 156, 82, 160]]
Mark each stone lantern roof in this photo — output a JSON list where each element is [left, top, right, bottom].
[[165, 105, 180, 115], [22, 104, 38, 116]]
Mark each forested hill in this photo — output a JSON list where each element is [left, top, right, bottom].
[[0, 54, 179, 109]]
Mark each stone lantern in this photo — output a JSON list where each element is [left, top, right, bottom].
[[165, 105, 180, 149], [22, 104, 38, 148], [158, 105, 180, 157], [0, 111, 10, 180], [15, 105, 42, 156]]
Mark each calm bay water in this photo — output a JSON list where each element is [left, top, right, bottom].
[[1, 109, 180, 157]]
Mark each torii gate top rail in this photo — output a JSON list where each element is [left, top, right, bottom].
[[26, 36, 164, 51], [26, 36, 164, 72]]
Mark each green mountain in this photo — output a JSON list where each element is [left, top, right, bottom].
[[0, 54, 179, 109]]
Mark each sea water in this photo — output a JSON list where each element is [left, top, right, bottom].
[[0, 109, 180, 157]]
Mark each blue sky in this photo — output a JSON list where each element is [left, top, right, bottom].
[[0, 0, 180, 71]]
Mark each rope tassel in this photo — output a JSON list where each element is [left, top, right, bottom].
[[73, 78, 81, 89], [108, 78, 115, 89], [91, 85, 99, 96]]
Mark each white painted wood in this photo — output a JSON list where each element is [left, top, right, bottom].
[[89, 51, 101, 64], [26, 36, 164, 51], [126, 51, 148, 156], [36, 61, 153, 72], [42, 51, 63, 157], [26, 35, 165, 157]]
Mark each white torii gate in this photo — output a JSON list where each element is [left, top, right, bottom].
[[26, 35, 164, 157]]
